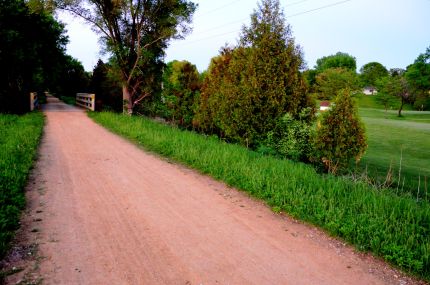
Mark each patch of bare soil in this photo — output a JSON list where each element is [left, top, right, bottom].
[[1, 96, 427, 284]]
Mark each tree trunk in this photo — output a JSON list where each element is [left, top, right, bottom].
[[122, 85, 133, 115]]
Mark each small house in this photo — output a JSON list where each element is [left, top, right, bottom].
[[363, 86, 377, 95], [319, 101, 330, 111]]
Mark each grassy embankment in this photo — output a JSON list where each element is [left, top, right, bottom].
[[353, 94, 430, 199], [89, 111, 430, 281], [0, 112, 44, 258]]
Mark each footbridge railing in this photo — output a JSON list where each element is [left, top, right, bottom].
[[76, 93, 95, 111]]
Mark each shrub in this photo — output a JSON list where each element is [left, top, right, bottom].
[[266, 108, 315, 162], [315, 89, 367, 174]]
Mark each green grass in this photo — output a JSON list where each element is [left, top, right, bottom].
[[89, 111, 430, 281], [0, 112, 44, 258], [355, 93, 414, 110], [357, 108, 430, 199]]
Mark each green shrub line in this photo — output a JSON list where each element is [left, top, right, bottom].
[[89, 111, 429, 281], [0, 112, 44, 258]]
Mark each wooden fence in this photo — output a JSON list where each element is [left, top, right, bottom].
[[76, 93, 95, 111]]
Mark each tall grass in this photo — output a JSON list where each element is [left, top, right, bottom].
[[0, 112, 44, 257], [89, 112, 430, 280]]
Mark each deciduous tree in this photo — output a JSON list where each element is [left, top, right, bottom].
[[57, 0, 196, 114], [162, 60, 201, 128], [315, 68, 359, 100], [315, 52, 357, 72], [405, 46, 430, 110], [378, 76, 410, 117], [359, 62, 388, 87]]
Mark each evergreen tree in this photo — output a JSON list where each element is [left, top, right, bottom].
[[315, 89, 367, 174], [195, 0, 314, 146]]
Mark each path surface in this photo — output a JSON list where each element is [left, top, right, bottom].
[[7, 96, 419, 284]]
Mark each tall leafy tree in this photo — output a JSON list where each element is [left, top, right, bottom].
[[162, 60, 201, 128], [315, 52, 357, 72], [0, 0, 68, 113], [315, 68, 359, 100], [90, 59, 123, 111], [378, 76, 410, 117], [57, 0, 196, 114], [405, 46, 430, 110], [359, 62, 389, 87]]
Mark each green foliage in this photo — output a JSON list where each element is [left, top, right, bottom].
[[377, 76, 410, 117], [0, 0, 68, 113], [315, 89, 367, 174], [90, 59, 122, 112], [162, 60, 201, 128], [266, 109, 315, 162], [0, 112, 44, 258], [58, 0, 197, 114], [195, 0, 314, 146], [90, 111, 430, 281], [315, 52, 357, 72], [405, 46, 430, 111], [359, 62, 389, 87], [315, 68, 359, 100]]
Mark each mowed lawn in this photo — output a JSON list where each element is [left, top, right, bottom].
[[358, 108, 430, 198]]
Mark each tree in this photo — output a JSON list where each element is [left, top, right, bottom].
[[378, 76, 410, 117], [0, 0, 68, 113], [90, 59, 122, 111], [315, 89, 367, 174], [195, 0, 314, 146], [315, 52, 357, 72], [315, 68, 359, 100], [359, 62, 389, 87], [405, 46, 430, 110], [162, 60, 201, 128], [57, 0, 197, 114]]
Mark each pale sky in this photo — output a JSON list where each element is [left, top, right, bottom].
[[58, 0, 430, 72]]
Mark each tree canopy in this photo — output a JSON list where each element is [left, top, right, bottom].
[[57, 0, 197, 114], [315, 68, 359, 100], [315, 52, 357, 72], [162, 60, 201, 128], [0, 0, 73, 113], [359, 62, 389, 87]]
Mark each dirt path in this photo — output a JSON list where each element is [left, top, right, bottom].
[[3, 96, 423, 284]]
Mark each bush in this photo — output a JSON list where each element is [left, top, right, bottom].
[[315, 89, 367, 173], [266, 108, 315, 162]]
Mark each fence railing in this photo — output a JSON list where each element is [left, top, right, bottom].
[[76, 93, 95, 111], [30, 92, 39, 111]]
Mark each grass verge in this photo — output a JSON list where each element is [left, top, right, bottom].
[[0, 112, 44, 258], [89, 111, 430, 281]]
